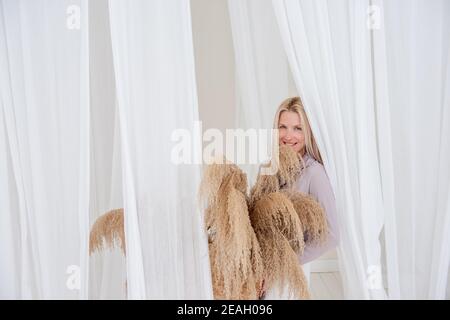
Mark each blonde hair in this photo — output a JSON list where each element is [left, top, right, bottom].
[[273, 97, 323, 168]]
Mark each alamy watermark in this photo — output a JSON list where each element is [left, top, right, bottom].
[[66, 264, 80, 291], [367, 5, 381, 30], [366, 265, 383, 290], [171, 121, 280, 175], [66, 5, 80, 30]]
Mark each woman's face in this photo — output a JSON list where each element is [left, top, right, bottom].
[[278, 111, 305, 155]]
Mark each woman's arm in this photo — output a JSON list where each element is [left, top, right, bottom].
[[298, 164, 340, 264]]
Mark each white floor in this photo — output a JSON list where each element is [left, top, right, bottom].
[[310, 272, 345, 300], [310, 270, 450, 300]]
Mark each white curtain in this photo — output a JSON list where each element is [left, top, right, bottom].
[[0, 0, 90, 299], [108, 0, 212, 299], [374, 0, 450, 299], [88, 0, 126, 299], [273, 0, 450, 299], [228, 0, 293, 185], [273, 0, 385, 299]]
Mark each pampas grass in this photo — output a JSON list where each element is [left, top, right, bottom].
[[86, 143, 327, 301], [250, 198, 309, 299], [282, 190, 328, 246], [199, 144, 329, 300], [249, 173, 279, 206], [198, 159, 247, 205], [89, 208, 125, 255], [204, 170, 263, 299], [277, 144, 302, 189], [250, 145, 300, 205], [251, 193, 305, 254], [86, 144, 326, 300]]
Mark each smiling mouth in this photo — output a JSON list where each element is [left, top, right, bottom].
[[282, 141, 297, 147]]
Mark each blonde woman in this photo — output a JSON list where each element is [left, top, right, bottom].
[[263, 96, 340, 299]]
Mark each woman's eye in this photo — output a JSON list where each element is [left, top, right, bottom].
[[295, 127, 302, 131], [279, 125, 286, 129]]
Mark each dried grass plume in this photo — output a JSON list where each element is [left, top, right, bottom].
[[277, 144, 302, 189], [89, 208, 125, 255], [282, 190, 329, 246], [250, 195, 309, 299], [201, 165, 263, 299]]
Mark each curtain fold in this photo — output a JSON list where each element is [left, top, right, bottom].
[[273, 0, 386, 299], [88, 0, 125, 299], [108, 0, 212, 299], [273, 0, 450, 299], [374, 0, 450, 299], [0, 0, 90, 299]]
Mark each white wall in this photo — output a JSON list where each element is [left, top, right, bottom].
[[191, 0, 236, 132]]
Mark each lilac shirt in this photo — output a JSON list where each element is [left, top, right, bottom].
[[296, 153, 340, 264]]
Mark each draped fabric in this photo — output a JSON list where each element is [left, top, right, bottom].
[[272, 0, 450, 299], [0, 0, 90, 299], [1, 0, 212, 300], [108, 0, 212, 299], [375, 0, 450, 299], [88, 0, 125, 299]]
